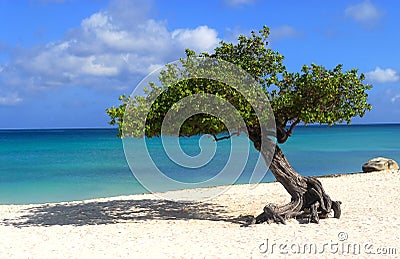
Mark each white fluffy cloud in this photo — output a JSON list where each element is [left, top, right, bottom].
[[172, 26, 220, 53], [366, 67, 399, 83], [345, 1, 382, 26], [0, 1, 220, 105]]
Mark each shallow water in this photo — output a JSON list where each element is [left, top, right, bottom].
[[0, 124, 399, 204]]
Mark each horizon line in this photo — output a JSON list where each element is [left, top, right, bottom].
[[1, 122, 400, 131]]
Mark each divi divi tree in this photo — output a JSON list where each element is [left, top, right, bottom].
[[107, 26, 372, 224]]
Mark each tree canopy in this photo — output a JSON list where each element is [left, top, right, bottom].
[[107, 26, 372, 143]]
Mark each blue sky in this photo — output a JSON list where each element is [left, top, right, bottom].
[[0, 0, 399, 129]]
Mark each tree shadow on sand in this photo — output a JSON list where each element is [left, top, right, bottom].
[[3, 199, 250, 227]]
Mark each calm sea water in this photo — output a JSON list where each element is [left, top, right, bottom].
[[1, 124, 399, 204]]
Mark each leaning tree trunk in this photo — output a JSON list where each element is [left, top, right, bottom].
[[247, 128, 342, 225]]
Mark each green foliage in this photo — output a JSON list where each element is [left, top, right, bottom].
[[106, 26, 372, 140], [207, 26, 285, 87], [106, 94, 130, 137], [272, 64, 372, 126]]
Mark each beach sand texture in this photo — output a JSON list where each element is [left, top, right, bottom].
[[1, 170, 399, 258]]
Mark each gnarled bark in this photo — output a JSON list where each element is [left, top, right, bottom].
[[245, 126, 341, 225]]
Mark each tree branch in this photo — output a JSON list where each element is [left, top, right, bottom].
[[212, 132, 240, 142], [276, 118, 300, 144], [287, 118, 300, 136]]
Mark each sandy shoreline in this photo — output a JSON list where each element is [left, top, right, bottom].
[[1, 170, 399, 258]]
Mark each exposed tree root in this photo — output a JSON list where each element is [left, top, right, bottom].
[[241, 177, 342, 226]]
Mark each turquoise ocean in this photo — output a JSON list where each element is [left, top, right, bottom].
[[1, 124, 399, 204]]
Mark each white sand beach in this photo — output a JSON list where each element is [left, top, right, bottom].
[[1, 170, 399, 258]]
